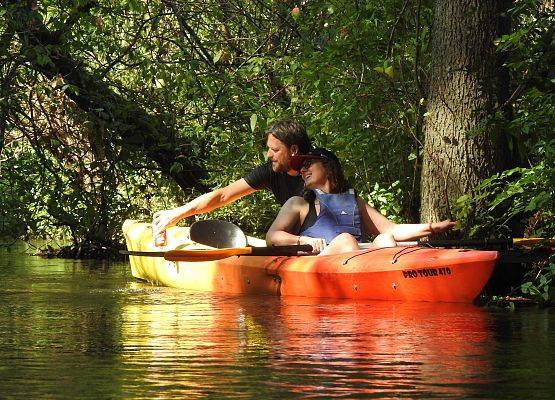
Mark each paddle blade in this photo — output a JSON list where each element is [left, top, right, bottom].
[[190, 220, 248, 248], [512, 238, 555, 247]]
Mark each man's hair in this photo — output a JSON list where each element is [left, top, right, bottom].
[[265, 120, 311, 154]]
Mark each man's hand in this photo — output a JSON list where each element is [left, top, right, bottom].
[[152, 209, 180, 234]]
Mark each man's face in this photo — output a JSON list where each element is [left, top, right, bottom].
[[266, 134, 296, 172]]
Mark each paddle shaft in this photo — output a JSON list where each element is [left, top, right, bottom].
[[168, 219, 553, 251], [166, 244, 313, 261], [419, 237, 554, 248], [362, 238, 554, 248], [120, 244, 314, 262]]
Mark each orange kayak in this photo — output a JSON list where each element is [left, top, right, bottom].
[[123, 220, 498, 303]]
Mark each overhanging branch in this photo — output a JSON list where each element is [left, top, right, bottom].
[[4, 0, 207, 192]]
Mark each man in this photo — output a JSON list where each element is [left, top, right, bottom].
[[152, 120, 311, 240]]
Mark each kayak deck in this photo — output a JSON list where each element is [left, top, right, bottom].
[[123, 220, 498, 303]]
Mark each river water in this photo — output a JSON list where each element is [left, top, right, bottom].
[[1, 245, 554, 399]]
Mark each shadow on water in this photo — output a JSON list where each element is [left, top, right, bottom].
[[1, 248, 554, 399]]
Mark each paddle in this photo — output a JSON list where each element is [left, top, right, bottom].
[[121, 244, 313, 262], [189, 219, 247, 248], [413, 237, 555, 248]]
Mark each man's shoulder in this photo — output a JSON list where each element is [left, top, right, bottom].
[[245, 162, 295, 182], [244, 162, 273, 189], [250, 162, 272, 171], [248, 162, 273, 175]]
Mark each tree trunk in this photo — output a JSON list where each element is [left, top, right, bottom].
[[421, 0, 513, 222]]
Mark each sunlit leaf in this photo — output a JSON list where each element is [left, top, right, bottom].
[[250, 114, 258, 133]]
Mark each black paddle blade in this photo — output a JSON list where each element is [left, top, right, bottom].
[[190, 219, 248, 248]]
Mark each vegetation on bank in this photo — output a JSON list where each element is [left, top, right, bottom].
[[1, 1, 553, 301]]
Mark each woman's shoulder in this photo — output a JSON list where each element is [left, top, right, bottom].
[[278, 196, 309, 218], [284, 195, 307, 206], [279, 196, 308, 213]]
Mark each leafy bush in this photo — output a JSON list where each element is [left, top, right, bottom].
[[520, 257, 555, 303], [455, 149, 554, 239]]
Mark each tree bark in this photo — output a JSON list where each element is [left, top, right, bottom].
[[4, 0, 206, 192], [421, 0, 514, 222]]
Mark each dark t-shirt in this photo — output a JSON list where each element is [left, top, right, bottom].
[[244, 162, 304, 206]]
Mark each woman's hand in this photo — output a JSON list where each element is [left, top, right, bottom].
[[431, 219, 457, 234], [299, 236, 326, 254]]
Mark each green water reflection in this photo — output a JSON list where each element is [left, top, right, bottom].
[[1, 246, 554, 399]]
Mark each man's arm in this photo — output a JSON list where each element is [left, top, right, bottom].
[[153, 179, 257, 232]]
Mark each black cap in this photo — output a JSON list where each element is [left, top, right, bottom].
[[290, 148, 339, 171]]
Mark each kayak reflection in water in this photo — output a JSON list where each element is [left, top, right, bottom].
[[266, 148, 455, 255]]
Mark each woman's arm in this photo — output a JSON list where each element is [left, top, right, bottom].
[[266, 197, 327, 253], [357, 198, 395, 237], [356, 198, 455, 241], [266, 197, 306, 246], [389, 220, 456, 240]]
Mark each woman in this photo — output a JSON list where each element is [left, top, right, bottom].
[[266, 148, 455, 255]]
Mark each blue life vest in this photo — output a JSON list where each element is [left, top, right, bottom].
[[300, 189, 362, 244]]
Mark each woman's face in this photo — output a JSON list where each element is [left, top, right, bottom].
[[300, 159, 327, 189]]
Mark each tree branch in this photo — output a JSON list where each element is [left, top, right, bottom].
[[4, 0, 207, 192]]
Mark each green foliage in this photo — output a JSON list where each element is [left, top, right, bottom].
[[0, 116, 181, 249], [520, 257, 555, 304], [454, 141, 554, 302], [497, 1, 554, 165], [455, 0, 554, 238], [363, 181, 404, 223], [455, 152, 554, 238]]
